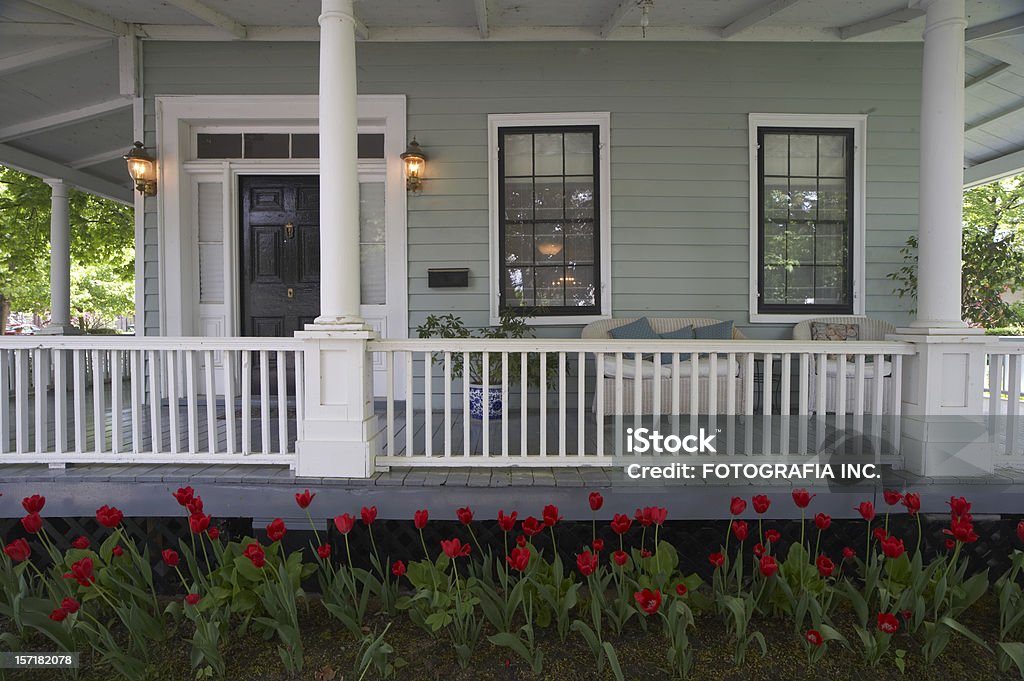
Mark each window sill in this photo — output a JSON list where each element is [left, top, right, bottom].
[[490, 314, 611, 327], [748, 311, 859, 324]]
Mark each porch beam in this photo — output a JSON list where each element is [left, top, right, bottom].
[[0, 97, 131, 144], [965, 11, 1024, 42], [21, 0, 130, 36], [0, 39, 109, 77], [600, 0, 638, 38], [118, 30, 139, 97], [472, 0, 490, 39], [0, 142, 132, 204], [720, 0, 803, 39], [838, 8, 925, 40], [965, 61, 1009, 89], [968, 40, 1024, 70], [0, 22, 109, 37], [67, 147, 127, 170], [965, 100, 1024, 132], [964, 146, 1024, 187], [164, 0, 247, 39]]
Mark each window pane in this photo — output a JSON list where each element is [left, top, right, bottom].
[[565, 176, 594, 219], [534, 266, 565, 306], [534, 179, 564, 219], [197, 133, 241, 158], [534, 133, 563, 175], [360, 245, 385, 305], [292, 134, 319, 158], [789, 135, 818, 176], [819, 135, 847, 177], [534, 223, 564, 262], [505, 224, 533, 265], [244, 133, 289, 159], [762, 134, 788, 176], [564, 221, 594, 263], [763, 179, 789, 221], [565, 264, 595, 307], [357, 133, 385, 158], [789, 178, 817, 220], [564, 133, 593, 174], [359, 181, 386, 305], [818, 177, 847, 221], [504, 178, 533, 221], [815, 223, 846, 265], [504, 134, 533, 176], [504, 267, 533, 307]]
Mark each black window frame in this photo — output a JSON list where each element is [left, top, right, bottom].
[[497, 124, 602, 317], [756, 126, 855, 315]]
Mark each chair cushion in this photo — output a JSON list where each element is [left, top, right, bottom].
[[694, 320, 734, 340], [609, 317, 659, 340], [658, 326, 693, 363], [822, 358, 892, 378], [602, 355, 737, 379], [811, 322, 860, 341]]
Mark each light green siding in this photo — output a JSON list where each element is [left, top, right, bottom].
[[142, 40, 921, 339]]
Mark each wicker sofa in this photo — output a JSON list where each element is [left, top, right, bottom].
[[581, 317, 746, 415], [792, 315, 897, 414]]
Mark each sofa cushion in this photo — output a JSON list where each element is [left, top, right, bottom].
[[810, 322, 860, 341], [658, 325, 694, 363], [693, 320, 734, 340], [608, 317, 659, 340]]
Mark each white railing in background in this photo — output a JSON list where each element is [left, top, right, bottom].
[[370, 339, 913, 467], [986, 339, 1024, 466], [0, 337, 304, 467]]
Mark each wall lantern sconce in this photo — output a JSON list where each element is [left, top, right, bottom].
[[401, 138, 426, 193], [123, 141, 157, 197]]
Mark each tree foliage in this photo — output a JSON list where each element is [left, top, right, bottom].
[[0, 166, 134, 332], [888, 174, 1024, 327]]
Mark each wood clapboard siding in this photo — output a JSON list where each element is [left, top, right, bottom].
[[142, 41, 922, 341]]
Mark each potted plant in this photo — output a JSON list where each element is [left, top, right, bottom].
[[416, 309, 554, 419]]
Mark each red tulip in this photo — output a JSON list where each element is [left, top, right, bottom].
[[883, 489, 903, 506], [902, 493, 921, 515], [873, 527, 887, 542], [814, 513, 831, 530], [185, 593, 201, 606], [207, 528, 220, 540], [855, 501, 875, 522], [162, 549, 180, 567], [49, 608, 68, 622], [186, 497, 204, 515], [732, 520, 749, 542], [792, 489, 815, 509], [71, 536, 90, 550], [592, 538, 604, 552], [881, 535, 905, 559], [542, 504, 562, 527], [4, 539, 31, 562], [759, 554, 779, 577], [610, 514, 632, 535], [1017, 520, 1024, 544], [634, 588, 661, 615], [816, 555, 835, 578], [414, 509, 429, 529], [649, 507, 667, 526], [521, 516, 544, 537], [61, 597, 79, 614], [877, 613, 899, 634], [947, 496, 971, 520], [361, 506, 377, 526], [497, 510, 517, 532], [172, 487, 194, 507], [112, 545, 124, 557], [456, 506, 473, 525], [641, 548, 652, 558], [392, 560, 406, 577], [730, 496, 747, 516], [21, 512, 43, 534], [266, 518, 286, 542], [21, 494, 45, 514], [612, 550, 628, 566], [753, 543, 765, 558], [752, 494, 771, 514], [516, 534, 527, 547], [576, 550, 598, 576], [243, 543, 265, 568], [944, 519, 978, 544], [588, 492, 604, 511], [317, 544, 331, 559], [709, 552, 725, 568], [765, 529, 781, 545], [441, 538, 471, 558], [675, 583, 688, 597], [189, 513, 211, 534], [634, 507, 651, 527], [63, 557, 95, 586], [842, 546, 855, 560], [945, 539, 956, 550], [294, 489, 315, 509], [805, 629, 823, 646], [333, 514, 355, 535], [95, 505, 123, 528], [507, 546, 530, 572]]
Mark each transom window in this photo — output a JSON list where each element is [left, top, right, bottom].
[[749, 115, 866, 321], [496, 123, 607, 319]]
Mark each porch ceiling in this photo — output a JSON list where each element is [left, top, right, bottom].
[[0, 0, 1023, 201]]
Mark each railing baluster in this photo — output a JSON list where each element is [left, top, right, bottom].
[[633, 351, 642, 434], [652, 351, 661, 420], [241, 350, 251, 454], [187, 350, 200, 453], [34, 348, 48, 454], [816, 353, 828, 417], [167, 351, 180, 455], [780, 353, 792, 455], [853, 354, 866, 416], [406, 351, 414, 457], [276, 350, 287, 456], [93, 349, 106, 453], [481, 351, 489, 458], [615, 352, 623, 457], [577, 351, 585, 458], [762, 352, 772, 454], [520, 351, 528, 457], [0, 350, 10, 454], [461, 351, 469, 457], [54, 349, 67, 455], [444, 351, 452, 457], [596, 352, 605, 457], [425, 350, 433, 457], [294, 350, 305, 447], [1009, 354, 1021, 457], [148, 350, 161, 454], [224, 350, 236, 454], [14, 350, 29, 453], [836, 352, 848, 420], [386, 351, 395, 458], [204, 350, 218, 453], [111, 350, 123, 454], [73, 351, 86, 453], [540, 352, 547, 457], [872, 353, 885, 416], [708, 352, 718, 418], [690, 350, 699, 434], [259, 350, 270, 455], [129, 350, 143, 453], [502, 351, 509, 458], [889, 354, 904, 457], [558, 351, 566, 457]]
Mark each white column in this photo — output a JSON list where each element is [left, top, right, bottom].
[[315, 0, 364, 329], [912, 0, 967, 329], [40, 179, 77, 335]]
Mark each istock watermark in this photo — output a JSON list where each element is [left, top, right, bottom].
[[626, 427, 717, 454]]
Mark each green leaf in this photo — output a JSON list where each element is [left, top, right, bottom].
[[997, 642, 1024, 679], [938, 616, 992, 653], [603, 641, 626, 681], [488, 632, 533, 664]]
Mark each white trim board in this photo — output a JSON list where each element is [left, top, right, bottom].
[[746, 113, 868, 324]]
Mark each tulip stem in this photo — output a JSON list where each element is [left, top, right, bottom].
[[800, 509, 806, 554], [814, 529, 821, 562], [865, 519, 872, 567], [420, 528, 430, 561], [304, 509, 322, 548], [549, 526, 558, 561], [915, 513, 922, 559], [467, 525, 484, 558]]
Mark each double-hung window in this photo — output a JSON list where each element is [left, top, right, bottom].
[[489, 113, 611, 324], [749, 114, 866, 322]]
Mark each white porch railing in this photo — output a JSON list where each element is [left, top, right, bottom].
[[0, 337, 304, 467], [370, 339, 913, 467], [985, 339, 1024, 467]]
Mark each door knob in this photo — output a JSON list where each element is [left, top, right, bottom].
[[285, 222, 295, 239], [287, 287, 294, 299]]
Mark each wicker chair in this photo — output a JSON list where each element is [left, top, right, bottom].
[[792, 316, 897, 414], [581, 318, 746, 415]]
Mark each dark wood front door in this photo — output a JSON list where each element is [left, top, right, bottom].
[[239, 176, 320, 337]]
